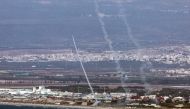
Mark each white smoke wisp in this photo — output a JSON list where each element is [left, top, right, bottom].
[[139, 61, 152, 94], [72, 36, 97, 102], [94, 0, 113, 50], [117, 1, 151, 93], [94, 0, 127, 92]]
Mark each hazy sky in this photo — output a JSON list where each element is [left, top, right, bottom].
[[0, 0, 190, 50]]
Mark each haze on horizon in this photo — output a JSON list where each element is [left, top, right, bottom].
[[0, 0, 190, 50]]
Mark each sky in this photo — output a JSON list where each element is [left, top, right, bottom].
[[0, 0, 190, 50]]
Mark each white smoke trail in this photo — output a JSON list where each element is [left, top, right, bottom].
[[117, 1, 151, 93], [72, 36, 97, 101], [94, 0, 113, 50], [117, 1, 140, 50], [94, 0, 127, 92]]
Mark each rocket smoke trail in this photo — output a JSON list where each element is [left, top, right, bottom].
[[94, 0, 123, 73], [117, 1, 151, 93], [72, 36, 97, 101], [94, 0, 127, 91], [94, 0, 113, 50]]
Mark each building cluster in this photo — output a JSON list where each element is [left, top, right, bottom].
[[127, 94, 190, 108], [150, 68, 190, 77], [0, 86, 190, 108], [1, 46, 190, 65], [0, 86, 136, 106]]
